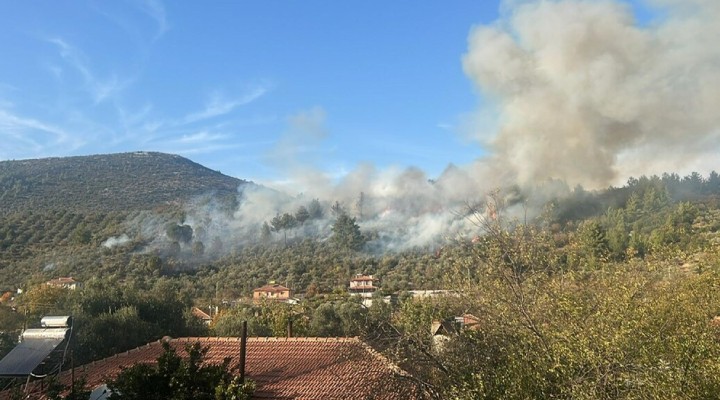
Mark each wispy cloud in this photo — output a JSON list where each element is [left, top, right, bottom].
[[47, 37, 132, 103], [0, 108, 84, 158], [181, 86, 269, 125], [159, 142, 250, 156], [92, 0, 169, 44], [176, 131, 230, 144], [145, 128, 269, 155], [133, 0, 169, 40], [0, 109, 69, 140]]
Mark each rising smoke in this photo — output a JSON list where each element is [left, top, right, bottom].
[[134, 0, 720, 255], [463, 0, 720, 188]]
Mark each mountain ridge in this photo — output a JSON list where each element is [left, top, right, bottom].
[[0, 151, 247, 214]]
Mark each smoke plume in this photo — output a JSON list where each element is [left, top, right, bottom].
[[463, 0, 720, 188], [129, 1, 720, 256], [102, 234, 131, 248]]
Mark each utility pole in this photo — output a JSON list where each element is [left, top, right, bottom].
[[240, 321, 247, 384]]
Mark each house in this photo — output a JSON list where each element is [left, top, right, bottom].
[[349, 274, 378, 298], [349, 274, 377, 296], [431, 314, 481, 351], [191, 307, 213, 325], [431, 314, 481, 336], [252, 283, 292, 303], [349, 274, 379, 307], [45, 277, 82, 290], [7, 337, 423, 400]]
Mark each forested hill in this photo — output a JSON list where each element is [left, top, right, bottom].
[[0, 152, 247, 213]]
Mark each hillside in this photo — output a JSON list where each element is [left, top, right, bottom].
[[3, 168, 720, 398], [0, 152, 247, 214]]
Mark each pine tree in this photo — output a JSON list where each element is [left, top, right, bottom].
[[331, 213, 365, 250]]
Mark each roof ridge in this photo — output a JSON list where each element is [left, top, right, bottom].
[[49, 339, 164, 385], [165, 336, 361, 343], [245, 336, 359, 342]]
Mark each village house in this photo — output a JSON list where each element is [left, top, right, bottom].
[[348, 274, 377, 298], [431, 314, 481, 350], [252, 283, 292, 303], [191, 306, 213, 325], [348, 274, 379, 307], [45, 277, 82, 290]]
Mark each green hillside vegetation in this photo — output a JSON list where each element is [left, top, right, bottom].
[[4, 154, 720, 398], [0, 152, 246, 214]]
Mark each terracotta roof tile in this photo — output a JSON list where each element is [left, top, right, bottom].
[[350, 275, 376, 282], [5, 337, 420, 400], [253, 284, 291, 293]]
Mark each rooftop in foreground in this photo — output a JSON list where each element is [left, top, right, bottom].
[[6, 337, 422, 400]]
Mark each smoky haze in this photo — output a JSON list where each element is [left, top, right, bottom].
[[133, 0, 720, 255]]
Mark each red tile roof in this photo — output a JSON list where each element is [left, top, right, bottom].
[[253, 284, 290, 293], [350, 275, 376, 282], [45, 277, 79, 285], [8, 337, 421, 400]]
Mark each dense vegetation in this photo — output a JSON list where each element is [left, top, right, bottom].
[[107, 342, 255, 400], [0, 152, 245, 214], [3, 153, 720, 398]]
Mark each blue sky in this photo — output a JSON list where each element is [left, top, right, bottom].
[[0, 0, 655, 183]]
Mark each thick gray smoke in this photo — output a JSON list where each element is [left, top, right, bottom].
[[463, 0, 720, 188], [123, 0, 720, 255]]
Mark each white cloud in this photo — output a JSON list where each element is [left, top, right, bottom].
[[0, 108, 84, 158], [47, 37, 132, 104], [181, 86, 269, 125], [133, 0, 169, 39], [177, 131, 230, 144]]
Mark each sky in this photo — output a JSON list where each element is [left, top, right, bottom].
[[0, 1, 493, 183], [0, 0, 707, 189]]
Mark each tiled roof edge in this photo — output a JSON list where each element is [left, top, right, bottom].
[[170, 336, 360, 343]]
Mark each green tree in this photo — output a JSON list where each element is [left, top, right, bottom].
[[270, 213, 296, 246], [212, 306, 272, 337], [260, 222, 272, 244], [166, 223, 193, 244], [576, 219, 609, 266], [295, 206, 310, 226], [604, 208, 629, 260], [72, 225, 92, 245], [310, 303, 343, 337], [108, 341, 254, 400], [330, 213, 365, 251], [307, 199, 324, 220], [73, 306, 160, 363], [192, 241, 205, 256], [21, 285, 71, 314]]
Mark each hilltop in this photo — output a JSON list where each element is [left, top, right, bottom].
[[0, 152, 248, 214]]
